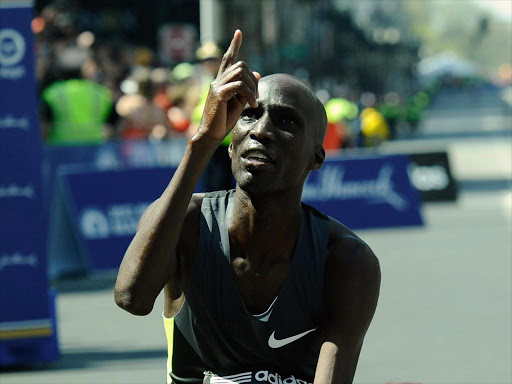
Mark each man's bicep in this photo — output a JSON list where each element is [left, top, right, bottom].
[[315, 241, 381, 383]]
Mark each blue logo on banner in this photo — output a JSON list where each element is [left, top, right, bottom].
[[0, 28, 26, 65], [0, 28, 26, 79], [302, 155, 423, 229]]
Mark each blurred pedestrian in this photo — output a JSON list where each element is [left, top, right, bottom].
[[360, 107, 390, 147], [357, 92, 389, 147], [166, 62, 199, 137], [116, 67, 170, 141], [378, 92, 403, 140], [324, 97, 359, 150], [40, 47, 114, 144]]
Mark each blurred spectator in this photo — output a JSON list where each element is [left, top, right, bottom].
[[324, 97, 359, 150], [403, 91, 430, 134], [116, 67, 169, 140], [40, 46, 115, 145], [357, 92, 390, 147], [378, 92, 403, 140], [166, 62, 199, 136], [151, 67, 173, 112], [360, 107, 390, 147]]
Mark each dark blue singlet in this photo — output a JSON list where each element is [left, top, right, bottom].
[[170, 190, 330, 383]]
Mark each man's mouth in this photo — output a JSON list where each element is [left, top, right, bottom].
[[241, 149, 276, 167]]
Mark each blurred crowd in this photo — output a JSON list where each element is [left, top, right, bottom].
[[315, 84, 437, 151], [34, 1, 436, 151], [35, 1, 215, 145]]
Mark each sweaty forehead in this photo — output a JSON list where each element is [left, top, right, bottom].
[[258, 74, 317, 112]]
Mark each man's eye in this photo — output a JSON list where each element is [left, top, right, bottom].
[[241, 111, 257, 122], [281, 117, 297, 125]]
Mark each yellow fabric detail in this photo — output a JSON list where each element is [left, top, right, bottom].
[[0, 327, 53, 340], [162, 313, 174, 384]]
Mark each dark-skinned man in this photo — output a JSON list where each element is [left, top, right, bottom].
[[115, 30, 381, 384]]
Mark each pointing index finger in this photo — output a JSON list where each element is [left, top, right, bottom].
[[231, 29, 242, 61], [218, 29, 242, 75]]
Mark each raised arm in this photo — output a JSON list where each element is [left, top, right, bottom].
[[314, 221, 381, 383], [114, 29, 260, 315]]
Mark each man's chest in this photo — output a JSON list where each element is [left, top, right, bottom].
[[231, 257, 290, 315]]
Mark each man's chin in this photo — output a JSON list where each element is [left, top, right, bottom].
[[235, 173, 277, 194]]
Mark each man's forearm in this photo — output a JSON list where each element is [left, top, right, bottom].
[[114, 134, 220, 315], [314, 341, 359, 384]]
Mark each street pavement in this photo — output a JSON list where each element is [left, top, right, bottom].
[[1, 86, 511, 384]]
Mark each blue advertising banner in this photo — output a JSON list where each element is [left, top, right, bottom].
[[41, 140, 188, 213], [302, 154, 423, 229], [49, 165, 201, 275], [0, 0, 59, 365]]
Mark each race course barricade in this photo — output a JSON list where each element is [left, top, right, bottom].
[[42, 139, 188, 215], [302, 154, 423, 229], [0, 1, 59, 365], [48, 165, 203, 277], [42, 140, 188, 277]]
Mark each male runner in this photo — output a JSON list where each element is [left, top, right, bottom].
[[115, 30, 381, 384]]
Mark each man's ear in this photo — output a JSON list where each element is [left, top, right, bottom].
[[228, 142, 233, 159], [309, 145, 325, 171]]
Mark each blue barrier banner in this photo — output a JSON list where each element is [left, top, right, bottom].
[[42, 140, 188, 212], [302, 154, 423, 229], [49, 165, 202, 275], [0, 0, 59, 365]]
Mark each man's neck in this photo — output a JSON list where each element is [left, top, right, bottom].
[[228, 185, 303, 265]]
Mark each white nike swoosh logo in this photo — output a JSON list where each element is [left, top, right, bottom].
[[268, 327, 318, 348]]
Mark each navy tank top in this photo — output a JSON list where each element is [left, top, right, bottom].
[[170, 190, 330, 383]]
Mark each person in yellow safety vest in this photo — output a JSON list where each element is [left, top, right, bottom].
[[41, 77, 113, 145], [324, 98, 359, 150], [360, 107, 390, 147], [192, 41, 234, 191]]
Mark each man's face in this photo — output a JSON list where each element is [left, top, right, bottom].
[[229, 74, 324, 194]]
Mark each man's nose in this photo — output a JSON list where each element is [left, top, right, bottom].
[[249, 114, 274, 143]]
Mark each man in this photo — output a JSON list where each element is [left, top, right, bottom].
[[115, 30, 380, 383]]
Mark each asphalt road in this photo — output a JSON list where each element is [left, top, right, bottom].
[[356, 190, 512, 383], [1, 86, 511, 384]]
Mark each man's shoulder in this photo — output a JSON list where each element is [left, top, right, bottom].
[[323, 216, 381, 315], [180, 193, 206, 237], [182, 190, 233, 235], [325, 215, 378, 270], [189, 192, 206, 213]]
